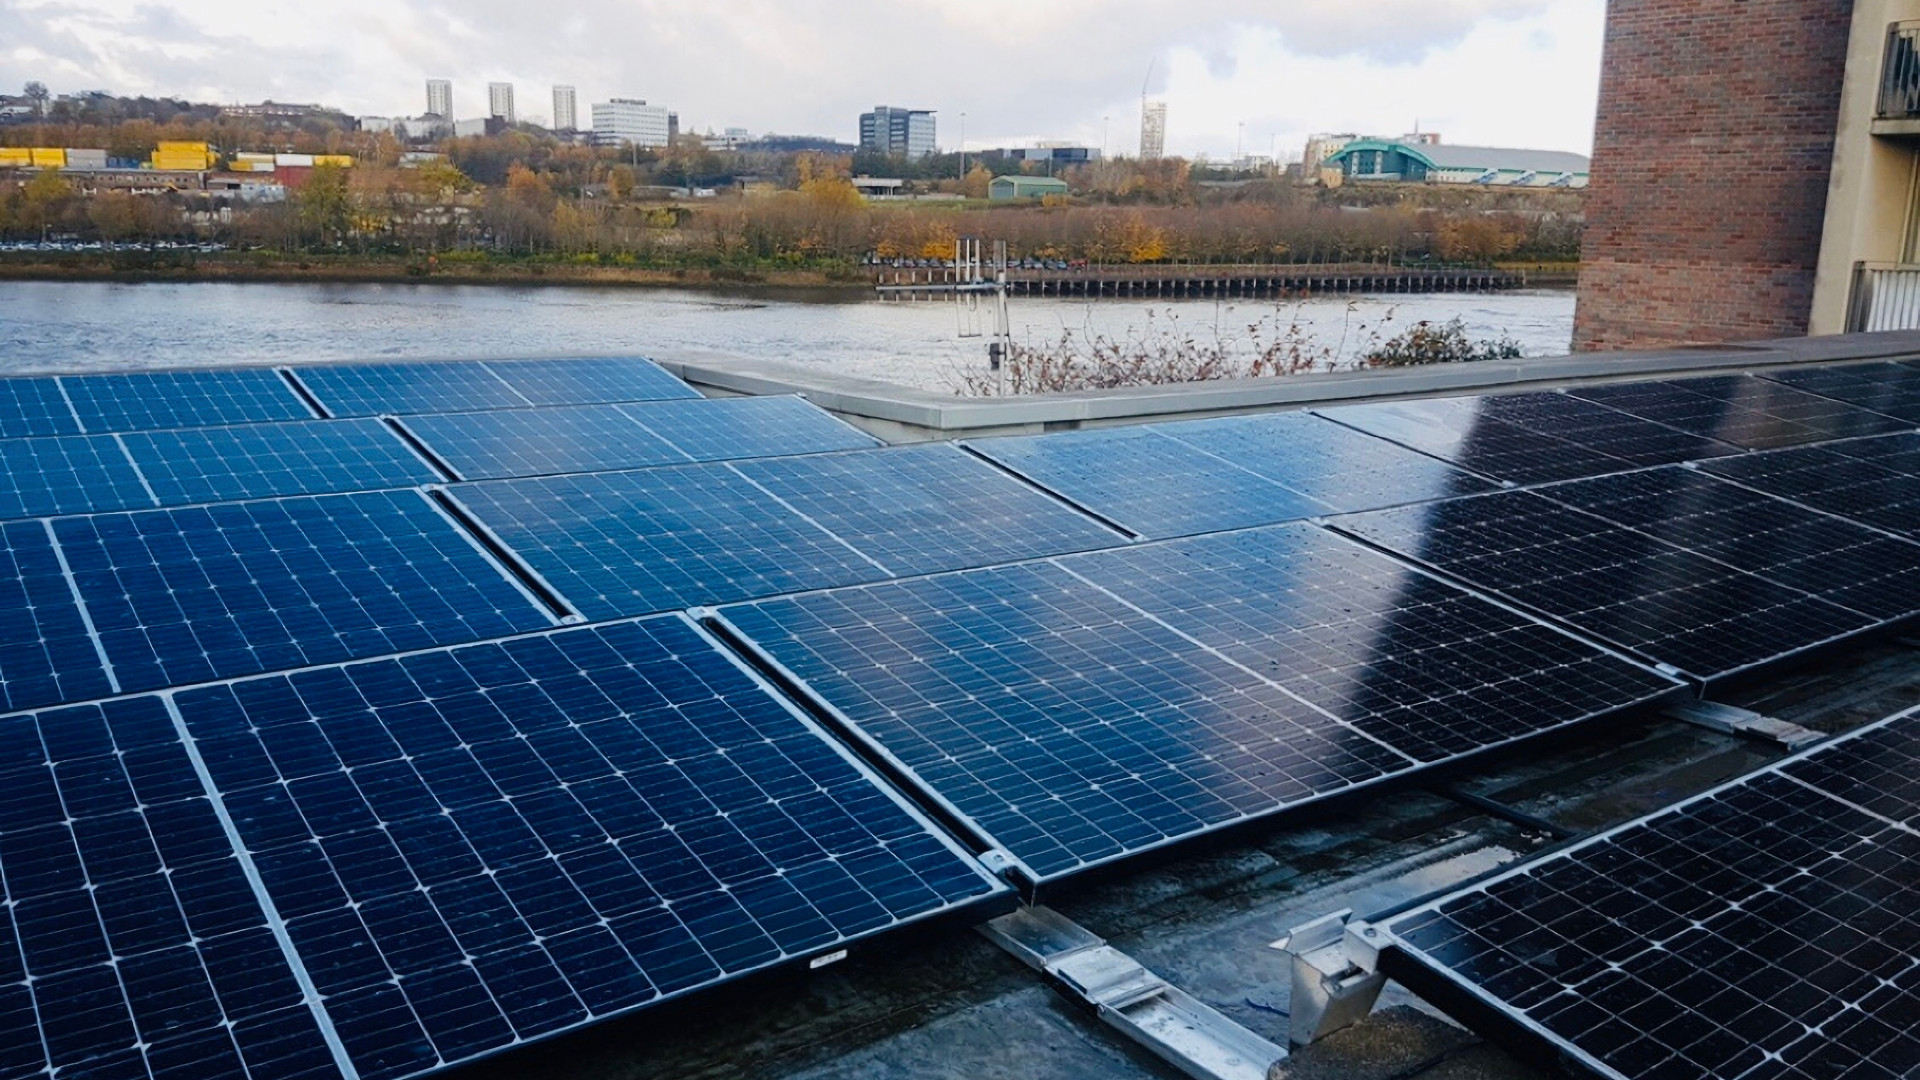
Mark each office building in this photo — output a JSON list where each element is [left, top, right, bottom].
[[426, 78, 451, 119], [488, 82, 515, 124], [1141, 101, 1167, 159], [859, 106, 937, 160], [552, 85, 577, 131], [591, 98, 674, 148]]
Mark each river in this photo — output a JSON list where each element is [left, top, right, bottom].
[[0, 280, 1576, 392]]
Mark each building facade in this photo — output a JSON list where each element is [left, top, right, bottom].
[[552, 85, 577, 131], [859, 107, 937, 159], [592, 99, 674, 147], [426, 79, 451, 119], [1140, 102, 1167, 159], [1573, 0, 1855, 350], [487, 82, 516, 124], [1328, 140, 1589, 188]]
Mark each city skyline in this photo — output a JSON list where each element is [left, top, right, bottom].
[[1, 0, 1605, 158]]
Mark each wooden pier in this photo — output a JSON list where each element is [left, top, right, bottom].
[[875, 262, 1525, 299]]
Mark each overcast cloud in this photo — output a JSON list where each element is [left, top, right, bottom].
[[2, 0, 1605, 158]]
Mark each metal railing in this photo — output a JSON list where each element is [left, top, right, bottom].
[[1848, 263, 1920, 332], [1883, 22, 1920, 120]]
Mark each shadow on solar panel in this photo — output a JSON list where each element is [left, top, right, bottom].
[[1567, 375, 1909, 450], [1374, 704, 1920, 1080]]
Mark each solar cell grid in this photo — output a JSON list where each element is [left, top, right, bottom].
[[61, 368, 314, 433], [1155, 411, 1498, 513], [1696, 440, 1920, 537], [1382, 709, 1920, 1080], [1567, 375, 1909, 450], [170, 615, 1007, 1080], [0, 433, 154, 520], [51, 490, 555, 695], [0, 376, 82, 439], [1315, 397, 1638, 485], [1759, 361, 1920, 423], [0, 519, 114, 713], [448, 465, 891, 619], [1334, 491, 1877, 682], [481, 357, 700, 406], [120, 418, 442, 506], [732, 444, 1124, 575], [622, 395, 881, 463], [293, 363, 533, 418], [967, 426, 1333, 539], [399, 405, 688, 481]]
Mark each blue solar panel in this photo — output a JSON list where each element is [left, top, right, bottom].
[[0, 434, 155, 520], [61, 369, 314, 433], [732, 444, 1124, 575], [52, 490, 556, 694], [483, 357, 699, 406], [293, 363, 534, 418], [448, 465, 892, 619], [967, 426, 1334, 539], [1566, 375, 1909, 450], [1153, 411, 1498, 513], [0, 520, 115, 713], [0, 376, 83, 439], [119, 419, 442, 506], [0, 695, 338, 1080], [623, 395, 881, 463], [398, 406, 688, 481], [169, 615, 1008, 1080]]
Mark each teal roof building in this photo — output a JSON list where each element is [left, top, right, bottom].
[[1327, 140, 1591, 188]]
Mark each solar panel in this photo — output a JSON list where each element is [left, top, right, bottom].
[[622, 395, 882, 463], [1566, 375, 1909, 450], [0, 434, 155, 520], [292, 363, 534, 418], [1378, 707, 1920, 1080], [1535, 466, 1920, 626], [482, 357, 700, 406], [397, 406, 689, 482], [1333, 491, 1877, 684], [119, 418, 443, 506], [61, 369, 314, 433], [1155, 411, 1499, 513], [966, 426, 1334, 539], [0, 520, 115, 713], [716, 531, 1678, 885], [447, 465, 893, 619], [1699, 433, 1920, 537], [0, 695, 337, 1080], [1757, 361, 1920, 423], [731, 444, 1124, 575], [168, 615, 1009, 1080], [51, 490, 556, 694], [0, 376, 83, 439]]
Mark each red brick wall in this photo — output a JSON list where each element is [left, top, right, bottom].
[[1573, 0, 1855, 350]]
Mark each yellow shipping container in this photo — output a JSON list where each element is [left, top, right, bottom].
[[156, 141, 210, 154], [313, 155, 354, 168], [0, 148, 32, 167], [29, 148, 65, 168]]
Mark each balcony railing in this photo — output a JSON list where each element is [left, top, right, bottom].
[[1849, 264, 1920, 332], [1883, 23, 1920, 120]]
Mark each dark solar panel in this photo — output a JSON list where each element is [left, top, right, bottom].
[[732, 444, 1124, 575], [967, 426, 1334, 539], [1156, 411, 1499, 513], [293, 362, 534, 418], [61, 369, 315, 433], [1566, 374, 1909, 450], [51, 490, 555, 694], [1381, 708, 1920, 1080], [170, 615, 1008, 1080], [0, 434, 154, 520], [0, 376, 82, 439], [482, 357, 699, 406], [120, 418, 442, 506], [1334, 491, 1877, 683], [0, 520, 115, 713], [1700, 433, 1920, 537], [448, 465, 892, 619], [1758, 361, 1920, 423], [1059, 527, 1681, 762], [1536, 466, 1920, 625], [398, 406, 689, 481], [719, 559, 1412, 882], [623, 395, 881, 463], [0, 695, 339, 1080]]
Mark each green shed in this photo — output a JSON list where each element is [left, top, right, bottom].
[[988, 175, 1070, 200]]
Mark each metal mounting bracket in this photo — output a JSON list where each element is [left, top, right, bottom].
[[982, 906, 1286, 1080], [1664, 701, 1824, 750], [1269, 910, 1389, 1048]]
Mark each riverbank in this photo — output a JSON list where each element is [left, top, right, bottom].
[[0, 252, 877, 290]]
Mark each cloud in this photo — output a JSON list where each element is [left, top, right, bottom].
[[1, 0, 1603, 156]]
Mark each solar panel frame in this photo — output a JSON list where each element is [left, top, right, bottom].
[[1376, 705, 1920, 1080], [1566, 374, 1911, 450], [119, 418, 444, 506], [60, 368, 316, 433]]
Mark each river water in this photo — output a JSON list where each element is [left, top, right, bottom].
[[0, 280, 1575, 392]]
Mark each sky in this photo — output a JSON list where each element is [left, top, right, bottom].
[[2, 0, 1607, 160]]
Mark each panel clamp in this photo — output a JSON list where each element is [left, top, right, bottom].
[[1663, 700, 1825, 750], [1269, 910, 1389, 1048]]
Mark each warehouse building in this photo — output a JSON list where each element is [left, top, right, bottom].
[[988, 174, 1069, 200], [1327, 138, 1590, 188]]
